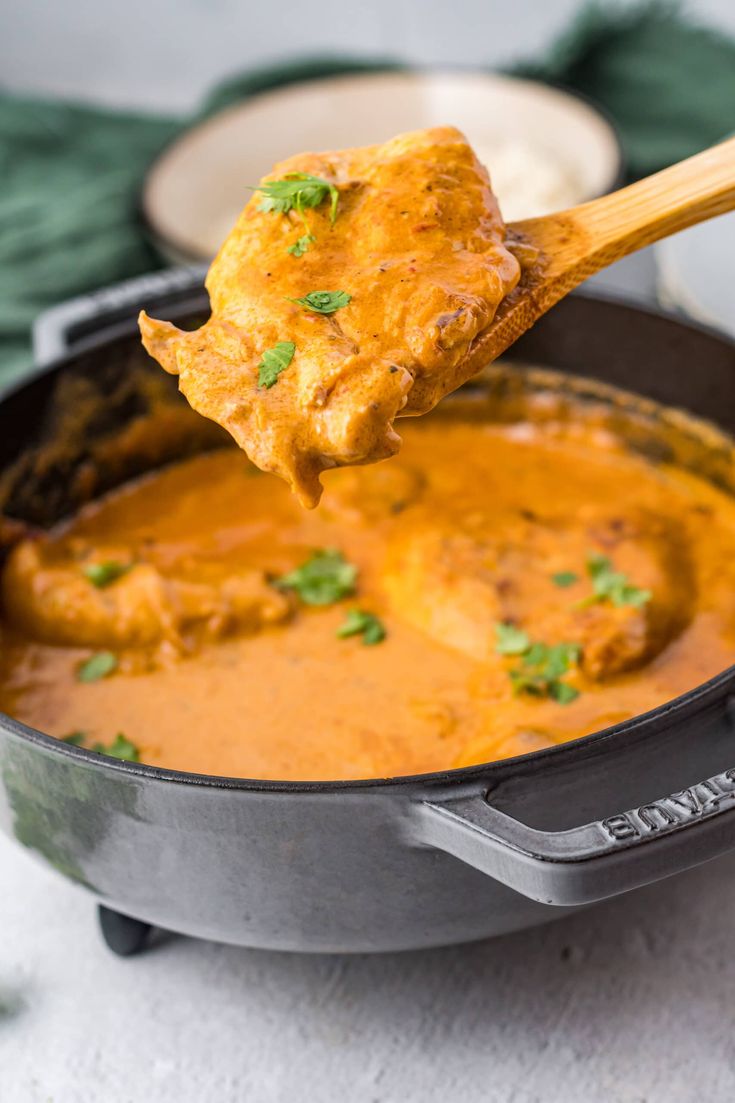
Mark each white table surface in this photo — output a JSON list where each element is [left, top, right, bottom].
[[3, 836, 735, 1102], [4, 255, 735, 1103]]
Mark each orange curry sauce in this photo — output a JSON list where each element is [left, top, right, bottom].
[[1, 388, 735, 780]]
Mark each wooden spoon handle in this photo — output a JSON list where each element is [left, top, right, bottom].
[[565, 134, 735, 261], [466, 137, 735, 378]]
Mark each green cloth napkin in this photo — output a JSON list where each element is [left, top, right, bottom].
[[1, 1, 734, 380], [514, 1, 735, 176]]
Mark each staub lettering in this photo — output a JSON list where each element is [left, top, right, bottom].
[[600, 770, 735, 844]]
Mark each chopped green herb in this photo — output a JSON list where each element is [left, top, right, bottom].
[[543, 642, 581, 679], [257, 341, 296, 389], [83, 560, 132, 588], [578, 553, 652, 609], [61, 731, 86, 746], [505, 638, 581, 705], [337, 609, 386, 646], [251, 172, 339, 235], [552, 571, 579, 589], [91, 732, 139, 762], [287, 233, 315, 257], [289, 290, 351, 315], [549, 681, 580, 705], [275, 549, 357, 606], [494, 622, 531, 656], [77, 651, 118, 683]]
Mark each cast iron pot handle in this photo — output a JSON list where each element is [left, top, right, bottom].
[[416, 766, 735, 906], [32, 265, 208, 364]]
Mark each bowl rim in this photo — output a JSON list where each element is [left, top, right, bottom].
[[4, 290, 734, 794], [139, 65, 626, 265]]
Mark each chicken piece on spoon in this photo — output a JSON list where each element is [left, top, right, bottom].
[[139, 127, 521, 507]]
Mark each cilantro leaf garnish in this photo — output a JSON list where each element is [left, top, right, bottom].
[[337, 609, 386, 646], [552, 571, 579, 589], [83, 561, 132, 588], [287, 233, 315, 257], [275, 549, 357, 606], [252, 173, 339, 223], [257, 341, 296, 389], [578, 553, 652, 609], [549, 681, 580, 705], [540, 641, 581, 680], [494, 622, 531, 655], [91, 732, 139, 762], [61, 731, 86, 746], [495, 624, 581, 704], [509, 642, 581, 702], [77, 651, 118, 683], [251, 172, 339, 255], [289, 290, 351, 315]]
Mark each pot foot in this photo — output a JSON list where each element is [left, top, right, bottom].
[[98, 904, 152, 956]]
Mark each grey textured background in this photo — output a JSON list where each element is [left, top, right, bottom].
[[2, 0, 735, 111], [2, 2, 735, 1100]]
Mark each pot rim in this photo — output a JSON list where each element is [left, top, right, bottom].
[[4, 291, 735, 794]]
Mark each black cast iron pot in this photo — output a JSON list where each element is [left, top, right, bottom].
[[2, 268, 735, 957]]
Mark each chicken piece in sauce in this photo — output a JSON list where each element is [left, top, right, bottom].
[[382, 506, 694, 678], [3, 539, 292, 657]]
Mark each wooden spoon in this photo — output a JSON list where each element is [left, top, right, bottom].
[[412, 136, 735, 408]]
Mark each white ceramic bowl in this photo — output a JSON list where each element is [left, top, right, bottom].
[[142, 70, 623, 264]]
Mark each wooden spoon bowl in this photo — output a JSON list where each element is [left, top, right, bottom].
[[409, 136, 735, 411]]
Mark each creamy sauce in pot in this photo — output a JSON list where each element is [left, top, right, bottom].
[[1, 384, 735, 781]]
